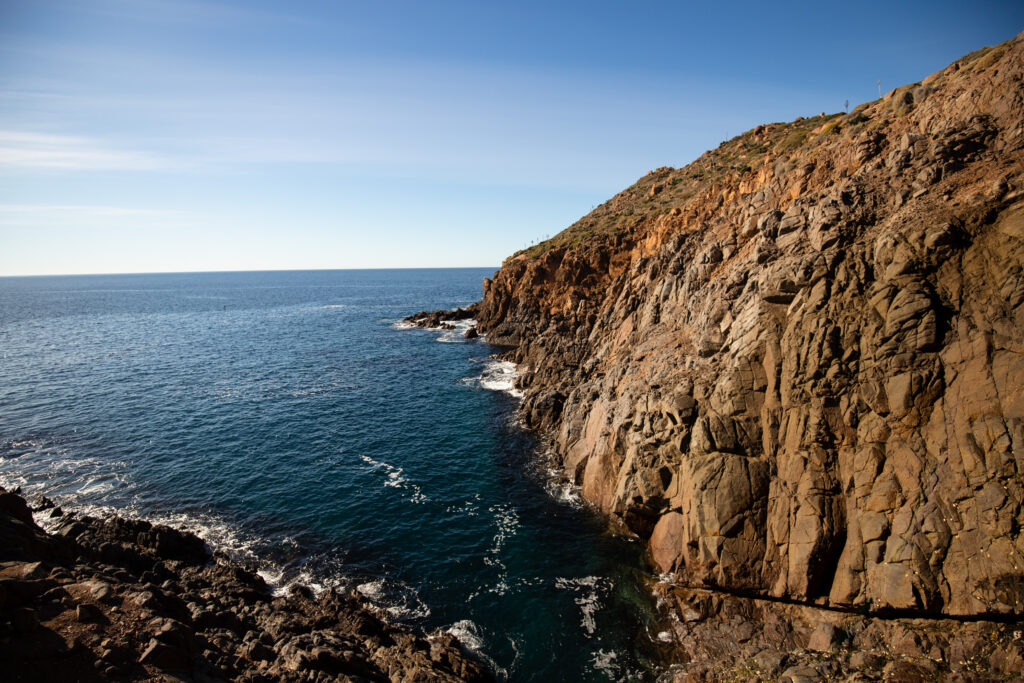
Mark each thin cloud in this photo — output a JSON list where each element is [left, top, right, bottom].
[[0, 130, 171, 170], [0, 203, 185, 229], [0, 203, 164, 216]]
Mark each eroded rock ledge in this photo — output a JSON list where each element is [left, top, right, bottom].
[[0, 487, 491, 682], [414, 32, 1024, 680]]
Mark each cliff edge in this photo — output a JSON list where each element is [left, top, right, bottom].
[[469, 32, 1024, 678]]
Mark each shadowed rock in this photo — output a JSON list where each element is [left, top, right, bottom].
[[0, 487, 492, 682]]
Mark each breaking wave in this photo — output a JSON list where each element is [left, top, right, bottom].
[[463, 358, 523, 398]]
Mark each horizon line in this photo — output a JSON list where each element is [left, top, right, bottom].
[[0, 265, 501, 279]]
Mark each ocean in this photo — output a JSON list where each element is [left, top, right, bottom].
[[0, 268, 659, 681]]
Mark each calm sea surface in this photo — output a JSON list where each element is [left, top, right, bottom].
[[0, 269, 658, 681]]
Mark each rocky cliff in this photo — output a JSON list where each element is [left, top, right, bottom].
[[0, 487, 490, 682], [468, 32, 1024, 677]]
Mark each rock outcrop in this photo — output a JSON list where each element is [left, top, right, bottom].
[[405, 305, 479, 330], [456, 33, 1024, 677], [0, 488, 490, 682]]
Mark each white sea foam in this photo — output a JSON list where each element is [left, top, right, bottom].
[[445, 619, 485, 652], [439, 620, 508, 680], [0, 446, 245, 570], [590, 649, 622, 678], [358, 578, 431, 620], [255, 565, 427, 616], [101, 506, 289, 579], [22, 483, 351, 602], [472, 504, 520, 597], [359, 454, 428, 503], [69, 501, 374, 603], [556, 576, 606, 636], [77, 478, 114, 495], [321, 304, 347, 309], [276, 568, 345, 598], [237, 554, 430, 620], [436, 318, 477, 343], [44, 497, 314, 598], [555, 482, 581, 505], [464, 358, 523, 398], [542, 463, 583, 507], [445, 492, 482, 516], [518, 449, 587, 511], [579, 594, 600, 634], [2, 444, 435, 628], [0, 448, 132, 525], [256, 566, 285, 589], [392, 316, 479, 339], [357, 578, 387, 600], [388, 603, 428, 620], [485, 504, 519, 563]]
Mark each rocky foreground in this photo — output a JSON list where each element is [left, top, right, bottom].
[[415, 33, 1024, 680], [0, 487, 490, 682]]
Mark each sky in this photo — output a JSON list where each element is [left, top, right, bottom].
[[1, 1, 1022, 275]]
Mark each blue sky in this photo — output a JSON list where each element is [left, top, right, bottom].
[[1, 0, 1022, 275]]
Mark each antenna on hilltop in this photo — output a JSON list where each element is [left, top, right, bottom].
[[877, 79, 882, 98], [845, 99, 849, 113]]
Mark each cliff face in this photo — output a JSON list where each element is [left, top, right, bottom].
[[478, 35, 1024, 620]]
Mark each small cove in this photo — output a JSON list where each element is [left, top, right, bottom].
[[0, 268, 660, 681]]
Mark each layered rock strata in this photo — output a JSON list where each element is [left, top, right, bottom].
[[0, 488, 490, 682], [421, 33, 1024, 678]]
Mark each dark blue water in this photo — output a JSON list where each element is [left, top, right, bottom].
[[0, 269, 658, 681]]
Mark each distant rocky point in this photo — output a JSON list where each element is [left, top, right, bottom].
[[418, 31, 1024, 679], [0, 487, 490, 682], [405, 304, 480, 337]]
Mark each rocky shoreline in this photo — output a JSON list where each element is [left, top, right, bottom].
[[408, 32, 1024, 681], [407, 306, 1024, 681], [0, 486, 491, 682]]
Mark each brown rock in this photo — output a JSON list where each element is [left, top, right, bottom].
[[752, 649, 787, 675], [75, 602, 103, 623], [461, 29, 1024, 679], [848, 651, 886, 670], [806, 622, 838, 651], [139, 638, 190, 671], [0, 487, 492, 683], [779, 664, 822, 683], [472, 29, 1024, 626]]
